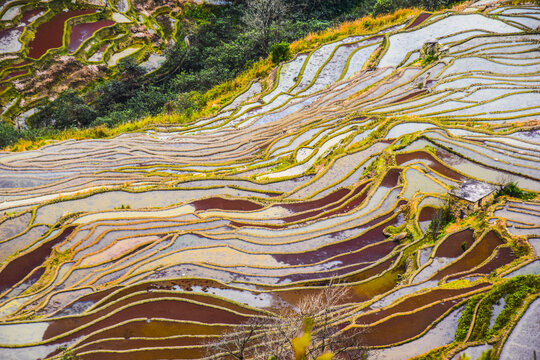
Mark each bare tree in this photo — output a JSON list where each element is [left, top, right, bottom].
[[208, 282, 366, 360], [207, 318, 267, 360], [242, 0, 289, 52]]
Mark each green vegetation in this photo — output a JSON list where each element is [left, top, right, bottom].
[[456, 276, 540, 343], [496, 182, 536, 201], [455, 294, 482, 341], [57, 346, 79, 360], [489, 275, 539, 336], [428, 202, 455, 240], [421, 54, 438, 67], [0, 122, 55, 149], [271, 42, 292, 64], [373, 0, 458, 15]]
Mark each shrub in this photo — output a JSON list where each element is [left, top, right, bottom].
[[455, 294, 482, 341], [496, 182, 535, 200], [271, 41, 292, 64], [421, 54, 438, 67], [428, 202, 455, 239]]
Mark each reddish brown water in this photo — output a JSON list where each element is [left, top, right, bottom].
[[83, 291, 261, 321], [27, 9, 96, 59], [390, 90, 427, 104], [43, 298, 252, 341], [396, 151, 465, 181], [0, 226, 75, 293], [53, 287, 119, 317], [191, 197, 263, 211], [272, 213, 398, 265], [68, 20, 115, 53], [21, 8, 45, 24], [418, 206, 436, 223], [446, 246, 514, 281], [360, 297, 465, 346], [76, 335, 207, 353], [435, 229, 475, 258], [434, 231, 503, 280], [1, 69, 27, 81], [283, 183, 367, 222], [280, 187, 351, 212], [0, 9, 44, 49], [323, 184, 373, 217], [380, 168, 401, 188], [278, 240, 398, 283], [78, 347, 205, 360], [357, 282, 488, 325], [349, 254, 398, 283], [406, 12, 431, 29], [93, 278, 232, 307], [230, 184, 372, 228]]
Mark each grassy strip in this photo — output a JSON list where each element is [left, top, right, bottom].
[[455, 294, 482, 342], [455, 275, 540, 343]]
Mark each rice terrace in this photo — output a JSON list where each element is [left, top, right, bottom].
[[0, 0, 539, 359]]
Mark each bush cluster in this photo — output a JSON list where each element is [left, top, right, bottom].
[[496, 182, 536, 200]]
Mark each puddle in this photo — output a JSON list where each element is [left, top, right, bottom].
[[28, 9, 96, 58], [68, 20, 115, 53]]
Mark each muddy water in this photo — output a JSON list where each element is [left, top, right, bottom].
[[435, 229, 475, 258], [280, 188, 351, 212], [27, 9, 96, 58], [283, 183, 367, 222], [191, 197, 263, 211], [360, 297, 463, 346], [278, 262, 372, 283], [53, 287, 120, 317], [447, 246, 514, 281], [396, 151, 465, 181], [356, 283, 488, 324], [76, 335, 208, 352], [78, 347, 206, 360], [43, 298, 252, 341], [406, 12, 432, 29], [74, 291, 262, 324], [68, 20, 115, 53], [418, 206, 436, 232], [381, 168, 402, 189], [391, 90, 428, 104], [323, 184, 373, 217], [418, 206, 436, 222], [434, 231, 503, 280], [90, 278, 233, 309], [0, 226, 75, 293], [272, 213, 398, 265], [78, 319, 229, 349], [1, 69, 27, 81]]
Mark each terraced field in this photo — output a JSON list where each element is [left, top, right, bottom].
[[0, 1, 539, 359], [0, 0, 180, 124]]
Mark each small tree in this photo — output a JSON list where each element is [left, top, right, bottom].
[[271, 42, 291, 64], [496, 182, 535, 200], [429, 200, 454, 240], [242, 0, 289, 53]]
